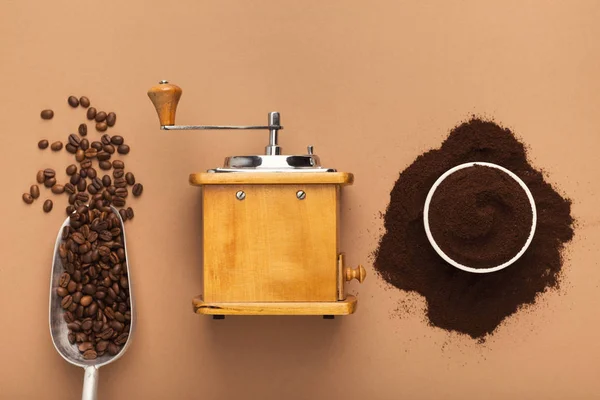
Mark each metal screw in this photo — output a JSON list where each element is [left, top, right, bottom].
[[296, 190, 306, 200], [236, 190, 246, 200], [159, 80, 169, 84]]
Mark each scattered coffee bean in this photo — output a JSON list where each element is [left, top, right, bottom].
[[95, 112, 107, 122], [102, 175, 111, 187], [22, 193, 34, 204], [87, 168, 97, 179], [30, 185, 40, 199], [114, 177, 127, 188], [132, 183, 143, 197], [68, 134, 81, 147], [115, 187, 128, 198], [117, 144, 130, 155], [51, 184, 65, 194], [79, 96, 90, 108], [86, 107, 97, 120], [97, 152, 111, 161], [66, 165, 77, 175], [36, 170, 45, 183], [80, 139, 89, 151], [80, 159, 92, 169], [112, 196, 125, 207], [106, 112, 116, 127], [51, 141, 63, 151], [96, 122, 108, 132], [80, 169, 87, 179], [84, 148, 98, 159], [68, 96, 79, 107], [70, 173, 81, 185], [65, 143, 77, 154], [125, 172, 135, 185], [110, 136, 124, 145], [78, 123, 88, 137], [83, 349, 97, 360], [91, 141, 103, 151], [38, 139, 49, 149], [65, 183, 76, 194], [44, 177, 57, 188], [77, 179, 87, 192], [44, 168, 55, 178], [43, 199, 53, 212], [112, 160, 124, 169], [113, 169, 124, 179], [75, 149, 85, 162], [101, 134, 111, 145], [40, 109, 54, 120], [126, 207, 134, 219], [99, 161, 112, 170]]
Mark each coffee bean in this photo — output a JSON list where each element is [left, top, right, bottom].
[[61, 295, 73, 309], [86, 169, 96, 180], [92, 178, 103, 190], [120, 276, 129, 290], [108, 343, 120, 356], [114, 177, 127, 188], [125, 172, 135, 185], [83, 284, 96, 295], [97, 152, 111, 161], [68, 302, 78, 312], [79, 96, 90, 108], [38, 139, 49, 149], [88, 185, 98, 195], [79, 341, 94, 352], [115, 188, 128, 198], [96, 122, 107, 132], [119, 209, 128, 222], [22, 193, 33, 204], [44, 178, 56, 188], [126, 207, 134, 219], [51, 184, 65, 194], [112, 160, 124, 169], [69, 134, 81, 147], [42, 199, 53, 212], [81, 319, 93, 331], [64, 311, 75, 323], [99, 328, 114, 340], [117, 144, 130, 154], [40, 109, 54, 119], [86, 302, 98, 317], [65, 143, 77, 154], [90, 140, 102, 150], [30, 185, 40, 199], [51, 141, 63, 151], [78, 123, 88, 137], [99, 161, 112, 170], [102, 175, 111, 187], [101, 134, 111, 145], [132, 183, 143, 197], [83, 349, 97, 360], [84, 148, 98, 158], [95, 111, 107, 122], [110, 135, 124, 145], [68, 96, 79, 107], [72, 291, 83, 304], [77, 179, 87, 192], [80, 295, 93, 307], [36, 170, 45, 184], [67, 279, 77, 293], [65, 164, 77, 176], [76, 193, 89, 203], [67, 322, 81, 332], [57, 287, 69, 297], [80, 159, 92, 169], [86, 107, 97, 120], [78, 140, 89, 152], [103, 144, 115, 154], [80, 169, 88, 179], [75, 332, 87, 343], [106, 112, 116, 127], [111, 320, 124, 332], [112, 196, 126, 207], [44, 168, 55, 178], [70, 175, 81, 187]]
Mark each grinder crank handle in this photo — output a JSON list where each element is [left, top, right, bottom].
[[147, 80, 182, 127]]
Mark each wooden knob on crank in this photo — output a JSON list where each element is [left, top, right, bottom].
[[345, 265, 366, 283], [147, 80, 182, 126]]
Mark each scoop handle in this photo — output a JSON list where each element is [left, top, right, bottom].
[[82, 366, 98, 400], [147, 81, 182, 126]]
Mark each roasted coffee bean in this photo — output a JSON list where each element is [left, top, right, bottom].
[[99, 328, 114, 340], [80, 169, 88, 179], [80, 159, 92, 169], [69, 133, 81, 147], [59, 273, 71, 288], [68, 302, 78, 312], [75, 148, 85, 162], [108, 343, 120, 356], [101, 134, 111, 145], [77, 124, 88, 139], [43, 199, 53, 212], [84, 148, 98, 158], [67, 280, 77, 293], [86, 302, 98, 317], [72, 270, 82, 282], [79, 341, 94, 352], [114, 177, 127, 188], [68, 96, 79, 107], [51, 141, 63, 151], [103, 144, 115, 154], [115, 188, 128, 198], [79, 96, 90, 108], [22, 193, 34, 204], [83, 349, 97, 360], [77, 179, 87, 192], [91, 178, 102, 190], [30, 185, 40, 199], [119, 276, 129, 290], [81, 319, 93, 331], [65, 184, 76, 195], [38, 139, 49, 149], [86, 168, 96, 179], [113, 170, 124, 181], [112, 160, 125, 170], [65, 143, 77, 153], [40, 109, 54, 119], [64, 311, 75, 323], [61, 295, 73, 309], [97, 151, 111, 161], [72, 291, 83, 304], [90, 140, 102, 150], [93, 321, 104, 333], [96, 340, 109, 352], [57, 287, 69, 297], [75, 332, 87, 343], [119, 209, 128, 222], [104, 307, 115, 320], [80, 139, 89, 151], [66, 164, 77, 176], [117, 144, 130, 154], [44, 168, 56, 178], [44, 177, 56, 188], [131, 183, 143, 197], [70, 174, 81, 185], [112, 196, 125, 207], [36, 170, 45, 184], [112, 282, 121, 295], [88, 185, 98, 195], [83, 284, 96, 295], [86, 107, 97, 120], [96, 121, 108, 131], [111, 320, 124, 332], [99, 161, 112, 170], [78, 243, 91, 254], [51, 184, 65, 194], [124, 172, 135, 185], [101, 175, 111, 187], [76, 193, 90, 203], [95, 111, 107, 122], [67, 322, 81, 332], [106, 112, 116, 127], [80, 295, 93, 307]]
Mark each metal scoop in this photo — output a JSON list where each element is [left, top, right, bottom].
[[48, 206, 134, 400]]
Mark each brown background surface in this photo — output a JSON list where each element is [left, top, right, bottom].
[[1, 1, 599, 399]]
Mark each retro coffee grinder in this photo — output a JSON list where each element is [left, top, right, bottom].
[[148, 81, 365, 318]]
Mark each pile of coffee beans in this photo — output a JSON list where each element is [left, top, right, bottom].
[[57, 205, 131, 360], [23, 95, 143, 222]]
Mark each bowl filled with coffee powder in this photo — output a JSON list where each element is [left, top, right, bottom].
[[424, 162, 537, 273]]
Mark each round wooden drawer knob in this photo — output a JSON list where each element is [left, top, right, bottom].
[[345, 265, 366, 283]]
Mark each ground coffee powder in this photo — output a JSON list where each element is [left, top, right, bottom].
[[428, 165, 533, 269], [374, 118, 574, 339]]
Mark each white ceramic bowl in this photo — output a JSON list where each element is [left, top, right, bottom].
[[423, 162, 537, 274]]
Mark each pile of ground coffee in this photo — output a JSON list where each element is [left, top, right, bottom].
[[428, 165, 533, 269], [374, 118, 574, 339]]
